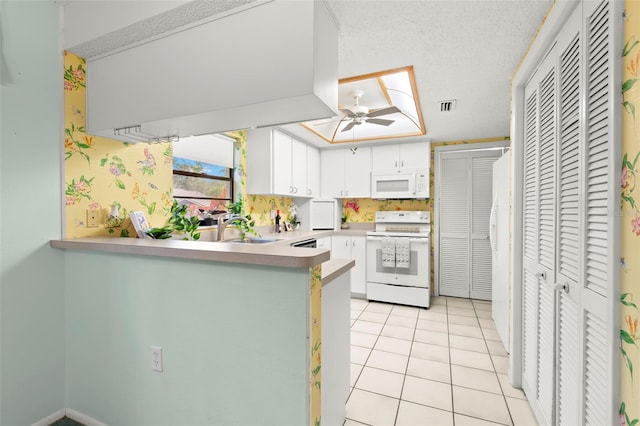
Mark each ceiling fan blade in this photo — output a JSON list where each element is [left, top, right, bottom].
[[341, 121, 356, 132], [310, 117, 341, 126], [367, 106, 401, 118], [339, 108, 356, 118], [366, 118, 395, 126]]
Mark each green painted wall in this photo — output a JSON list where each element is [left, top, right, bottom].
[[0, 1, 66, 424], [65, 250, 310, 425]]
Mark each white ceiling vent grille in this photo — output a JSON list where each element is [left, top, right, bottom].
[[439, 100, 457, 112]]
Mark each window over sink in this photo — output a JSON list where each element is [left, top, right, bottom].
[[172, 133, 235, 220]]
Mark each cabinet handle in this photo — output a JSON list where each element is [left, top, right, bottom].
[[395, 160, 398, 167], [345, 190, 349, 196], [401, 160, 404, 167], [289, 186, 293, 193], [535, 271, 546, 281], [308, 189, 312, 195], [293, 187, 297, 193]]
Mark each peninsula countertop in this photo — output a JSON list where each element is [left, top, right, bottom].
[[50, 236, 331, 268]]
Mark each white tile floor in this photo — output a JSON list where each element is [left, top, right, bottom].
[[346, 296, 538, 426]]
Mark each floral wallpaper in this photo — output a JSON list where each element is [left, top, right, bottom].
[[64, 51, 173, 238], [309, 265, 322, 426], [620, 1, 640, 424]]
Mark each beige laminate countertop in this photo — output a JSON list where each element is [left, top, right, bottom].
[[50, 237, 330, 268], [50, 227, 366, 274]]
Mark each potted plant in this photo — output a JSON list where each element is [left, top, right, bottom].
[[341, 212, 349, 229], [146, 201, 201, 241], [226, 196, 258, 240]]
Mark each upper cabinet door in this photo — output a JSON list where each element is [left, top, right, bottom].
[[399, 142, 430, 169], [272, 130, 293, 196], [371, 144, 400, 170], [320, 150, 346, 198], [291, 138, 307, 196], [344, 147, 371, 198], [307, 145, 320, 197]]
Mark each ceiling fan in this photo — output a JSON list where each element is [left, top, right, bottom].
[[339, 90, 401, 132]]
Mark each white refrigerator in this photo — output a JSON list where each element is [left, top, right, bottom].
[[490, 151, 510, 352]]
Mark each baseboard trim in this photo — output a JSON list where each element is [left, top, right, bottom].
[[31, 409, 66, 426], [31, 408, 106, 426], [65, 409, 106, 426]]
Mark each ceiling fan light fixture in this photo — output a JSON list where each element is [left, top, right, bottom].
[[300, 65, 426, 143]]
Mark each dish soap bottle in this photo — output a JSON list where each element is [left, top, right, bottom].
[[275, 210, 281, 233]]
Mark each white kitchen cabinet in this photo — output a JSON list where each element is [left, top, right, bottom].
[[372, 142, 430, 170], [306, 145, 320, 197], [316, 236, 332, 253], [247, 128, 317, 198], [331, 235, 366, 296], [320, 147, 371, 198]]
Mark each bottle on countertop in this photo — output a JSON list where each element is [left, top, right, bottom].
[[275, 210, 281, 233]]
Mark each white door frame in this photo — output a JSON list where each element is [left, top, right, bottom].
[[510, 3, 621, 423], [434, 141, 510, 298]]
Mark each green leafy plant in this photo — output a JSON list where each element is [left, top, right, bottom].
[[146, 201, 201, 241], [226, 196, 258, 240]]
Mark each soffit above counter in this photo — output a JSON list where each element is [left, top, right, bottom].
[[79, 0, 338, 144]]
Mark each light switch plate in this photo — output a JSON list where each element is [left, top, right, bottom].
[[87, 209, 100, 228]]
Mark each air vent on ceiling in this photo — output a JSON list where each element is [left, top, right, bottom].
[[438, 100, 457, 112]]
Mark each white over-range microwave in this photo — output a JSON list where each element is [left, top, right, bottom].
[[371, 169, 429, 199]]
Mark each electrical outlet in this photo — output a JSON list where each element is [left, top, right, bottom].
[[270, 209, 276, 220], [87, 209, 100, 228], [151, 346, 163, 372]]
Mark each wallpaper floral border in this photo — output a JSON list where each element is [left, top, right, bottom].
[[620, 1, 640, 424], [64, 51, 173, 238]]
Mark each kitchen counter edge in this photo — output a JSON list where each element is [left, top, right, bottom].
[[50, 237, 330, 269]]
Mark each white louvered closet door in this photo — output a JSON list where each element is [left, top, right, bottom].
[[470, 153, 501, 300], [439, 154, 470, 298], [439, 150, 499, 300], [555, 7, 582, 426], [521, 1, 617, 424], [580, 1, 615, 423], [522, 44, 556, 426]]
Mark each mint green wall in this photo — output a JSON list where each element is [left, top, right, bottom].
[[0, 1, 66, 424], [65, 250, 310, 425]]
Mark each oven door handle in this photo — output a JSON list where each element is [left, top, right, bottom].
[[367, 236, 430, 243]]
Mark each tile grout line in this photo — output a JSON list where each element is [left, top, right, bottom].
[[474, 300, 516, 426], [392, 302, 421, 426], [444, 298, 459, 426]]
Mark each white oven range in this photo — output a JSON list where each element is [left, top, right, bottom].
[[366, 211, 430, 308]]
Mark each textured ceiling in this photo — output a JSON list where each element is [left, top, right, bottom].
[[283, 0, 553, 146], [63, 0, 553, 147]]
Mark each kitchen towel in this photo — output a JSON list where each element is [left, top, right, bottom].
[[395, 238, 411, 268], [381, 237, 396, 268]]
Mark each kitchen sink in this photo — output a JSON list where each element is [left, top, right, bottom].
[[225, 237, 281, 244]]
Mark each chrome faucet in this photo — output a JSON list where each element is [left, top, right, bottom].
[[217, 215, 249, 241]]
